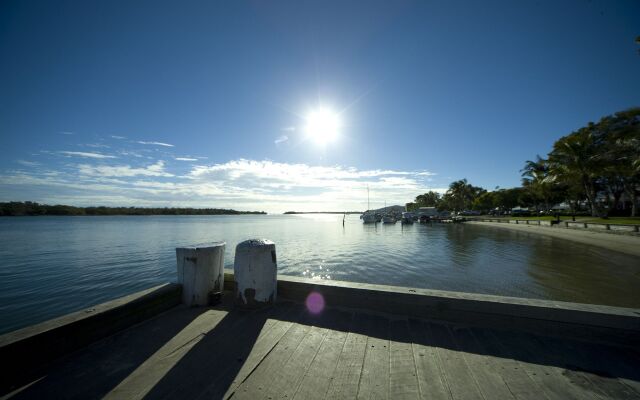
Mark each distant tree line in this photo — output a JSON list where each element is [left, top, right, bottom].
[[407, 107, 640, 217], [0, 202, 266, 216]]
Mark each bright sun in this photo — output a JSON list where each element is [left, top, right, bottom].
[[304, 108, 341, 145]]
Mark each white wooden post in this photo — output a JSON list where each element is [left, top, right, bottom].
[[234, 239, 277, 308], [176, 242, 225, 306]]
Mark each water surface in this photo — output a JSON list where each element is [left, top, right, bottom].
[[1, 214, 638, 334]]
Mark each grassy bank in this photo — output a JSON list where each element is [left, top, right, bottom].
[[479, 215, 640, 225]]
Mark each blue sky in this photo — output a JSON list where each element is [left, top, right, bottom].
[[1, 0, 639, 212]]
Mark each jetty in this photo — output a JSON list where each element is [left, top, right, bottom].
[[2, 272, 639, 399]]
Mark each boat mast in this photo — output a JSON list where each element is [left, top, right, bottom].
[[367, 185, 370, 211]]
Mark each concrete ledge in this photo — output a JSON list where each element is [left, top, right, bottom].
[[540, 220, 553, 226], [587, 223, 609, 230], [609, 224, 638, 232], [224, 273, 640, 348], [509, 220, 518, 224], [0, 283, 182, 392], [566, 221, 587, 228]]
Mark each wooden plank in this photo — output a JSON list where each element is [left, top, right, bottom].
[[357, 313, 390, 400], [104, 308, 232, 399], [448, 326, 515, 399], [230, 310, 312, 400], [566, 341, 640, 396], [263, 324, 329, 399], [425, 321, 484, 400], [145, 302, 299, 399], [293, 309, 353, 400], [212, 302, 301, 399], [388, 318, 420, 399], [487, 330, 601, 400], [468, 327, 549, 400], [324, 312, 369, 399], [533, 335, 640, 400], [408, 319, 451, 400]]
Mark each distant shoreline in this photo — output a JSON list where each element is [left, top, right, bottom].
[[0, 202, 266, 216], [283, 211, 363, 214]]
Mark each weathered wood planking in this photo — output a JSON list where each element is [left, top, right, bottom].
[[531, 335, 640, 400], [221, 305, 299, 399], [488, 330, 601, 400], [324, 312, 369, 399], [230, 317, 312, 399], [468, 327, 548, 400], [448, 326, 516, 399], [425, 321, 484, 400], [263, 324, 329, 399], [357, 312, 390, 400], [147, 304, 291, 399], [5, 296, 640, 400], [292, 309, 353, 400], [104, 308, 230, 399], [388, 318, 420, 399], [408, 318, 452, 400]]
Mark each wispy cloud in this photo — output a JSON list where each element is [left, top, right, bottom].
[[78, 160, 173, 177], [175, 157, 198, 161], [82, 143, 110, 149], [60, 131, 74, 135], [281, 126, 296, 132], [274, 135, 289, 145], [16, 160, 40, 167], [137, 141, 174, 147], [60, 151, 116, 159], [111, 135, 126, 139]]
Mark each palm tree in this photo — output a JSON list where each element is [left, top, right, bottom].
[[599, 108, 640, 216], [521, 155, 553, 212], [445, 179, 485, 212], [547, 128, 603, 217]]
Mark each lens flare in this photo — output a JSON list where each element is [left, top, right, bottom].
[[305, 292, 325, 314]]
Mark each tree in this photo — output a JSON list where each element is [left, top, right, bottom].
[[548, 127, 603, 216], [597, 108, 640, 216], [414, 191, 441, 208], [442, 179, 486, 212], [472, 191, 496, 212]]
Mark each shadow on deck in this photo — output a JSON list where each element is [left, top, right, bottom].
[[6, 296, 640, 400]]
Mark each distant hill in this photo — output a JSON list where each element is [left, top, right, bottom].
[[365, 205, 405, 213]]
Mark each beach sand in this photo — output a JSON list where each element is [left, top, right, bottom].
[[467, 221, 640, 258]]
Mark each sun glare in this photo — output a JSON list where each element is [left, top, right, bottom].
[[304, 108, 341, 146]]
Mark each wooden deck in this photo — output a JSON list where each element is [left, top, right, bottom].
[[6, 297, 639, 400]]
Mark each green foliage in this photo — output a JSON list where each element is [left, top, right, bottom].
[[0, 202, 266, 216], [409, 108, 639, 217], [547, 107, 640, 216], [413, 191, 441, 208], [443, 179, 486, 212]]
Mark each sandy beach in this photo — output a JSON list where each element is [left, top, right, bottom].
[[467, 221, 640, 258]]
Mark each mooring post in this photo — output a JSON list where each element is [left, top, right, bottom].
[[234, 239, 277, 308], [176, 242, 225, 306]]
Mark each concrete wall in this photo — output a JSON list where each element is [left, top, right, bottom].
[[223, 273, 639, 348], [609, 224, 638, 232]]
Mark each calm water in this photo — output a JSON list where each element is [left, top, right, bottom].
[[1, 214, 639, 334]]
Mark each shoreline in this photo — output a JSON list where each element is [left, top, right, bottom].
[[467, 221, 640, 257]]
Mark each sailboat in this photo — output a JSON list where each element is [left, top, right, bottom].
[[362, 185, 377, 224], [382, 200, 397, 223]]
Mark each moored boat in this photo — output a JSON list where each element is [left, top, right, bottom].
[[382, 215, 396, 224], [401, 212, 414, 224]]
